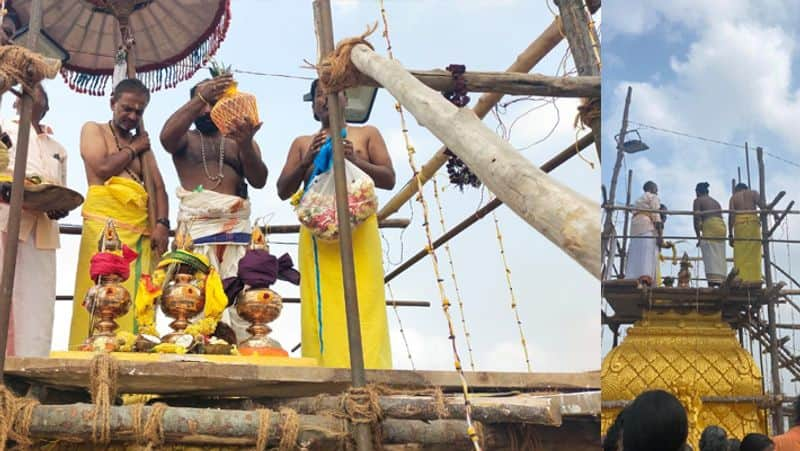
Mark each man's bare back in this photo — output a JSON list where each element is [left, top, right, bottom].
[[693, 196, 723, 220], [730, 189, 761, 211]]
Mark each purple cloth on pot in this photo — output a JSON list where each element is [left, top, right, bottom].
[[223, 250, 300, 306]]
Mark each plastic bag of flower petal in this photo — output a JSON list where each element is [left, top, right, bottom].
[[295, 160, 378, 241]]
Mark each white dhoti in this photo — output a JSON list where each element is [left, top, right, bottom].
[[0, 228, 55, 357], [700, 216, 727, 285], [626, 215, 658, 280], [177, 187, 252, 342]]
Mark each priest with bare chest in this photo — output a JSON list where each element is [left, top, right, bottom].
[[160, 75, 268, 340]]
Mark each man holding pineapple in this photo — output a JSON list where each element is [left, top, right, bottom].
[[159, 64, 268, 342]]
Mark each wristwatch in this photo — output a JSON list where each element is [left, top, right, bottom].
[[156, 218, 170, 230]]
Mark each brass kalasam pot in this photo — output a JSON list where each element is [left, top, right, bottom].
[[160, 272, 205, 345], [81, 274, 131, 351], [235, 287, 287, 355]]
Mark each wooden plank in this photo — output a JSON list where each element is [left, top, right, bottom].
[[5, 358, 600, 398], [602, 281, 772, 326]]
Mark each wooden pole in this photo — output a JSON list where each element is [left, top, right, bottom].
[[603, 86, 632, 280], [757, 147, 783, 433], [605, 205, 800, 216], [0, 0, 42, 377], [312, 2, 373, 450], [20, 403, 530, 449], [13, 402, 601, 450], [53, 294, 431, 308], [351, 45, 600, 277], [384, 134, 594, 283], [746, 142, 752, 188], [618, 169, 633, 278], [261, 392, 599, 424], [554, 0, 601, 157], [359, 70, 600, 97], [57, 218, 412, 237], [377, 19, 566, 221], [117, 13, 158, 268]]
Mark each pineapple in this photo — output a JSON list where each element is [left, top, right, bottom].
[[207, 59, 260, 135]]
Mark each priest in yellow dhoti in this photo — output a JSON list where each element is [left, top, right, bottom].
[[693, 183, 727, 287], [68, 79, 170, 349], [729, 183, 764, 284], [276, 80, 394, 369]]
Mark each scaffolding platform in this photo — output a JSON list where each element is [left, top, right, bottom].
[[601, 279, 776, 326], [5, 356, 599, 398], [1, 356, 600, 450]]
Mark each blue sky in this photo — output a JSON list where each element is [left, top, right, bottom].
[[13, 1, 600, 372], [602, 0, 800, 394]]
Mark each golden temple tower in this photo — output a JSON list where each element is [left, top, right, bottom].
[[602, 310, 767, 446]]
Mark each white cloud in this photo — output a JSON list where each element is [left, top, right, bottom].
[[613, 18, 800, 157]]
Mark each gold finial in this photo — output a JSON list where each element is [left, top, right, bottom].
[[98, 219, 121, 252], [249, 223, 268, 251], [173, 221, 194, 251]]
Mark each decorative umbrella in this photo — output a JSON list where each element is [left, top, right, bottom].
[[8, 0, 231, 95]]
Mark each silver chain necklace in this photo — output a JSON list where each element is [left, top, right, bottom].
[[199, 133, 225, 190]]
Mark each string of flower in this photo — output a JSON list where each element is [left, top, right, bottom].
[[432, 174, 476, 370], [386, 283, 416, 370], [492, 207, 532, 372], [378, 1, 481, 449]]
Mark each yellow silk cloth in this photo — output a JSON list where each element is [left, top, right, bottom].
[[69, 177, 150, 349], [134, 250, 228, 338], [733, 213, 762, 283], [298, 214, 392, 369]]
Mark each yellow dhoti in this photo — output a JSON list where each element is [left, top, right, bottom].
[[733, 213, 761, 283], [68, 177, 151, 349], [299, 214, 392, 369]]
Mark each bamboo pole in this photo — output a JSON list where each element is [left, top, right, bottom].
[[622, 235, 800, 244], [0, 0, 42, 377], [57, 218, 411, 236], [117, 10, 158, 266], [360, 70, 600, 97], [52, 295, 431, 308], [618, 169, 633, 277], [351, 45, 600, 277], [757, 147, 783, 434], [606, 205, 800, 216], [554, 0, 601, 157], [384, 134, 594, 283], [602, 86, 631, 280], [377, 19, 566, 221], [313, 2, 373, 450]]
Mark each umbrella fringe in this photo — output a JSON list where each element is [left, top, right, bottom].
[[58, 0, 232, 96]]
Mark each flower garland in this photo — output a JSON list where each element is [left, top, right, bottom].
[[134, 250, 228, 348]]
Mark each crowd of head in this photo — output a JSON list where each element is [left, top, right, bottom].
[[602, 390, 791, 451]]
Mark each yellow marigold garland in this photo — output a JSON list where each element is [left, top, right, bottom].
[[133, 250, 228, 350]]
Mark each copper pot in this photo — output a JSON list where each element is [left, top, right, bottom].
[[160, 272, 205, 344], [235, 287, 286, 355], [81, 274, 131, 351]]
